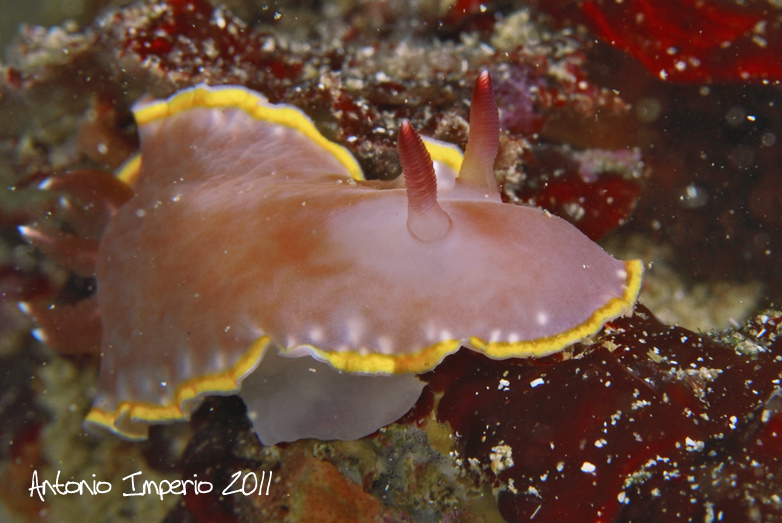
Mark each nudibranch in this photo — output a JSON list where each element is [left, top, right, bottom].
[[72, 72, 641, 445]]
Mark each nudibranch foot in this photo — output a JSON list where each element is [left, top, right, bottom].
[[77, 72, 641, 444], [239, 350, 425, 446]]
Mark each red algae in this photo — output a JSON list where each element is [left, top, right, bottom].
[[437, 0, 498, 38], [580, 0, 782, 83], [163, 306, 782, 521], [532, 0, 782, 83], [118, 0, 303, 84], [424, 305, 782, 521], [529, 0, 782, 293], [511, 146, 644, 241]]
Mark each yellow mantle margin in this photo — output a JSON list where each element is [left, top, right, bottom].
[[90, 84, 642, 440], [125, 84, 366, 184], [85, 336, 270, 440], [317, 258, 644, 373], [115, 84, 466, 188], [86, 259, 643, 440]]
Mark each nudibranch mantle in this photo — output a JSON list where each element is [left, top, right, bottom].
[[86, 77, 643, 444]]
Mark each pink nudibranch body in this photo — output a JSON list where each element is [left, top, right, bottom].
[[85, 72, 643, 445]]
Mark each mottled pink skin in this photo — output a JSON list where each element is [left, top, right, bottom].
[[93, 103, 631, 414]]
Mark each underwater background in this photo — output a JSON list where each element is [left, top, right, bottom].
[[1, 0, 781, 521]]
